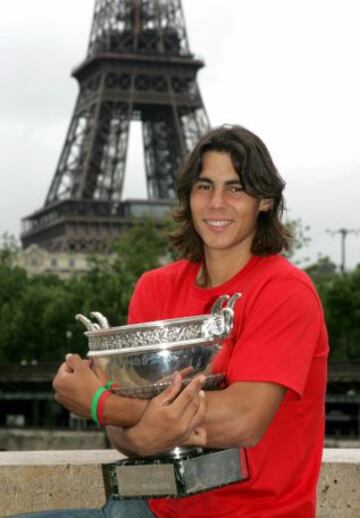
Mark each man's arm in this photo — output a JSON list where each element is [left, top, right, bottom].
[[53, 355, 284, 452], [189, 381, 286, 449], [53, 354, 148, 427], [107, 380, 285, 456], [53, 354, 206, 437]]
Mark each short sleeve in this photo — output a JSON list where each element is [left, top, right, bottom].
[[127, 273, 159, 324], [227, 277, 324, 398]]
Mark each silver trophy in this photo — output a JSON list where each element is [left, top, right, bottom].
[[76, 293, 248, 499]]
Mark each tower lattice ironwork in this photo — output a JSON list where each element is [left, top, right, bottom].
[[22, 0, 210, 252]]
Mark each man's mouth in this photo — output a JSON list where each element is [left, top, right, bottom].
[[204, 219, 232, 229]]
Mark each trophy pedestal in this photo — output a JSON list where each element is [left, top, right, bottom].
[[103, 448, 248, 499]]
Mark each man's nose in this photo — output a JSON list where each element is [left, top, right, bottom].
[[208, 187, 227, 209]]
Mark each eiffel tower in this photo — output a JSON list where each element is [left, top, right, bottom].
[[21, 0, 210, 253]]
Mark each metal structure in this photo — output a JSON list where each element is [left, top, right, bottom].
[[326, 228, 360, 273], [21, 0, 210, 252]]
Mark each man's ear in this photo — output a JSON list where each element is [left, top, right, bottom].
[[259, 198, 273, 212]]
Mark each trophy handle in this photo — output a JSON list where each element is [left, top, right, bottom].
[[75, 312, 110, 331], [220, 307, 235, 336], [90, 311, 110, 329], [227, 293, 242, 311], [204, 293, 242, 339], [221, 293, 242, 334], [211, 295, 230, 315], [211, 293, 242, 316], [75, 314, 98, 331]]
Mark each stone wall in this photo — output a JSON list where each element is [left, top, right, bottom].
[[0, 449, 359, 517]]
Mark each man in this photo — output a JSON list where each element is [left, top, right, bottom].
[[34, 125, 329, 517]]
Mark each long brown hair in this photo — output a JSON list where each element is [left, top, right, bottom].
[[171, 125, 292, 261]]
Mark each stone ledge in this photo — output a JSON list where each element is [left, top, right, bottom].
[[0, 449, 359, 517], [317, 449, 360, 517]]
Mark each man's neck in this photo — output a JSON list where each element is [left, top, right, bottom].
[[197, 247, 253, 288]]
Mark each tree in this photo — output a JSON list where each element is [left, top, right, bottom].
[[305, 255, 337, 279], [303, 255, 360, 360], [305, 255, 337, 313], [324, 267, 360, 359], [0, 233, 19, 267], [283, 218, 311, 264]]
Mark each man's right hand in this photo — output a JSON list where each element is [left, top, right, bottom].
[[53, 353, 103, 419], [53, 354, 148, 428]]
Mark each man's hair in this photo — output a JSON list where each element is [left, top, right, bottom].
[[171, 124, 292, 261]]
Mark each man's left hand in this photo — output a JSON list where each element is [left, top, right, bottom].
[[107, 373, 207, 456]]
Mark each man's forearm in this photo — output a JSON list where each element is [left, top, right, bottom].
[[102, 393, 148, 427], [106, 425, 136, 455], [194, 382, 286, 449], [199, 389, 250, 449]]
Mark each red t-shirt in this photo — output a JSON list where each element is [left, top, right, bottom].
[[128, 255, 329, 518]]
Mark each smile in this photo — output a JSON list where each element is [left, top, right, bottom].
[[204, 219, 232, 228]]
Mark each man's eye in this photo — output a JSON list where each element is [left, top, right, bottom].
[[228, 185, 243, 193], [195, 183, 211, 190]]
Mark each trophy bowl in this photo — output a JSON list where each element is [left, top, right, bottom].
[[76, 293, 241, 399]]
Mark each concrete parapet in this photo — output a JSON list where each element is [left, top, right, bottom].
[[0, 450, 122, 517], [317, 449, 360, 517], [0, 449, 359, 517]]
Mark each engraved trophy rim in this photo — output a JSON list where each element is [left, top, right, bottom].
[[85, 313, 219, 337], [87, 336, 217, 357]]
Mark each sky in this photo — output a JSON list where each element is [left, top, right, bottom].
[[1, 0, 360, 269]]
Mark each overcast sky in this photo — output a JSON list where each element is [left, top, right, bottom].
[[1, 0, 360, 269]]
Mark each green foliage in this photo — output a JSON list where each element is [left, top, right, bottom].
[[0, 219, 173, 363], [323, 266, 360, 359], [284, 218, 311, 263], [110, 218, 171, 306], [305, 257, 360, 359], [0, 233, 19, 267], [305, 255, 337, 279]]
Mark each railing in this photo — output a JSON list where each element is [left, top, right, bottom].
[[21, 199, 173, 235]]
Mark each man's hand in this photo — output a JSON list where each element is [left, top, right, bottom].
[[53, 353, 103, 418], [107, 373, 207, 457]]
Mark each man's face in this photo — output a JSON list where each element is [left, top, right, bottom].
[[190, 151, 269, 258]]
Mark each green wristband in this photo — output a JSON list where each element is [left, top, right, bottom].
[[104, 380, 114, 390], [91, 387, 107, 425]]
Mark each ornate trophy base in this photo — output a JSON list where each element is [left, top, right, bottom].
[[103, 448, 248, 499]]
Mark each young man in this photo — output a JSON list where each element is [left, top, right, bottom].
[[50, 125, 328, 518]]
